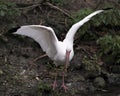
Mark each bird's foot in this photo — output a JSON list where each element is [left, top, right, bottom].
[[51, 81, 57, 90], [61, 83, 68, 92]]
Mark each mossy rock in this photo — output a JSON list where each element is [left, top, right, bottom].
[[93, 77, 106, 88]]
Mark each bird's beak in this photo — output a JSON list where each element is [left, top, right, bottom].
[[66, 50, 71, 60], [65, 50, 71, 72]]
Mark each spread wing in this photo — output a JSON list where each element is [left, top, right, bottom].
[[13, 25, 59, 59], [65, 9, 105, 42]]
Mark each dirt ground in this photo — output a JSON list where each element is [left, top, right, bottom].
[[0, 0, 120, 96]]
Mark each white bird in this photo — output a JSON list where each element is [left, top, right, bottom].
[[13, 9, 109, 92]]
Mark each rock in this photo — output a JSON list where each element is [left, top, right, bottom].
[[94, 77, 106, 87]]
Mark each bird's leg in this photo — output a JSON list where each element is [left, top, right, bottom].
[[61, 50, 71, 92], [52, 67, 58, 90], [61, 71, 68, 92]]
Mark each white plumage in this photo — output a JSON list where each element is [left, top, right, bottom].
[[13, 9, 107, 91], [13, 10, 104, 64]]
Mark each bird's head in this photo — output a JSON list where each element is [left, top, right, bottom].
[[66, 49, 71, 54], [63, 39, 73, 59], [66, 46, 72, 57], [66, 49, 71, 62], [66, 42, 73, 52]]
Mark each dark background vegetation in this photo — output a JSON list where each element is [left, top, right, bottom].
[[0, 0, 120, 96]]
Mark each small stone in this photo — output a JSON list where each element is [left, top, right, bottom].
[[20, 70, 26, 75], [66, 83, 72, 87], [35, 76, 40, 81]]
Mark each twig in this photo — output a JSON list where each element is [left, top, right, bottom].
[[16, 3, 42, 18], [76, 46, 93, 59], [44, 2, 74, 20], [33, 54, 47, 62], [17, 2, 74, 20], [19, 3, 41, 10]]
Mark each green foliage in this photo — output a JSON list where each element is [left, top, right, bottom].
[[71, 8, 120, 38], [0, 1, 19, 19], [71, 8, 93, 36], [37, 82, 52, 96], [82, 55, 102, 74], [97, 35, 120, 64], [93, 8, 120, 26]]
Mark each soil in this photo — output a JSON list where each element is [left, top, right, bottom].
[[0, 0, 120, 96]]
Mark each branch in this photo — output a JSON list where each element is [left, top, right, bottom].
[[44, 2, 74, 20], [18, 3, 41, 10], [16, 2, 74, 20]]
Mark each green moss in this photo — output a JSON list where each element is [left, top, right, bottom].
[[97, 35, 120, 64], [82, 55, 102, 74], [94, 77, 106, 87], [0, 1, 20, 19], [37, 82, 57, 96]]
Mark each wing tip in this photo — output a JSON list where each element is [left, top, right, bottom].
[[102, 7, 113, 11]]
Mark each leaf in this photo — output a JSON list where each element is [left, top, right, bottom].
[[0, 10, 5, 16]]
